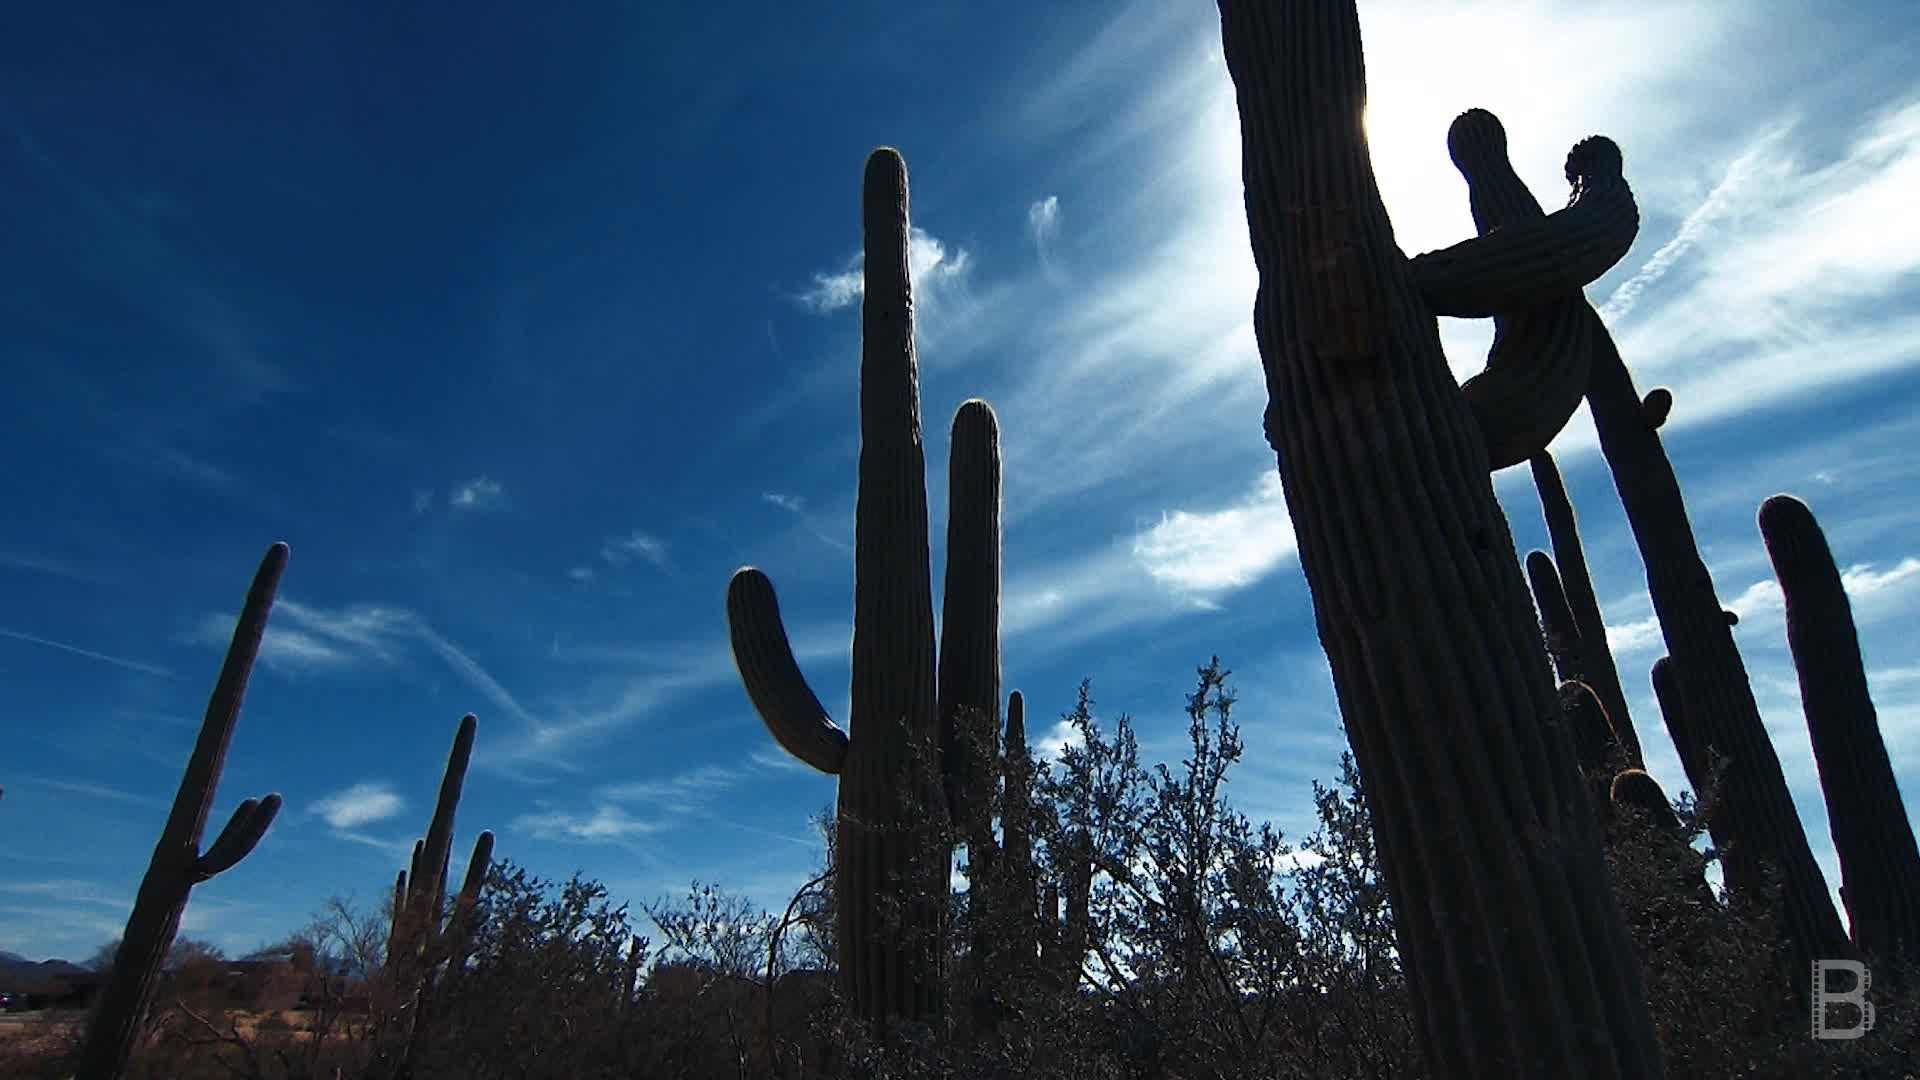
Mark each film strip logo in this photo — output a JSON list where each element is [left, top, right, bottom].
[[1811, 959, 1875, 1041]]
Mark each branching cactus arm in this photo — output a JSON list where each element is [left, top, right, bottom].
[[1213, 2, 1662, 1073], [76, 543, 289, 1080], [726, 569, 848, 775]]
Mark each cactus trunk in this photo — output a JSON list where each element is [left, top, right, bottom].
[[727, 148, 1011, 1036], [1213, 2, 1662, 1073], [77, 544, 288, 1080], [1759, 494, 1920, 968], [1582, 323, 1850, 976]]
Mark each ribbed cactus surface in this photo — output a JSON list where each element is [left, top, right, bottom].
[[726, 147, 1008, 1033], [1760, 494, 1920, 967], [1213, 2, 1663, 1073]]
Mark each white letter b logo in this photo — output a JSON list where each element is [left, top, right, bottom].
[[1811, 959, 1874, 1041]]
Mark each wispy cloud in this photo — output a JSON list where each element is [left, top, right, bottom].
[[796, 225, 984, 354], [1605, 556, 1920, 657], [450, 476, 505, 510], [0, 626, 174, 679], [410, 622, 537, 728], [567, 565, 596, 582], [1132, 472, 1297, 597], [0, 879, 130, 910], [762, 492, 805, 513], [154, 448, 244, 495], [193, 599, 409, 677], [512, 803, 666, 844], [601, 530, 671, 570], [798, 226, 973, 314], [600, 763, 743, 806], [12, 775, 162, 809], [311, 782, 406, 830], [1597, 120, 1798, 324], [411, 489, 435, 515], [1605, 616, 1665, 657], [0, 550, 120, 587], [1028, 195, 1061, 256]]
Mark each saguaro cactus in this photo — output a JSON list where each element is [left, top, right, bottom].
[[381, 713, 494, 1074], [1531, 452, 1641, 765], [77, 543, 289, 1080], [1759, 494, 1920, 968], [1214, 3, 1662, 1073], [1576, 283, 1850, 980], [726, 147, 1004, 1033]]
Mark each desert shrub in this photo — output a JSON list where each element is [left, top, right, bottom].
[[19, 661, 1918, 1079]]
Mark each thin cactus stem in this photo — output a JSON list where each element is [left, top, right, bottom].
[[1760, 494, 1920, 967], [76, 543, 289, 1080], [1531, 451, 1642, 766], [1527, 551, 1585, 684], [1582, 319, 1849, 976]]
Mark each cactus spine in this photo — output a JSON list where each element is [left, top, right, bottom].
[[1213, 3, 1663, 1073], [1531, 451, 1642, 765], [1759, 494, 1920, 968], [726, 147, 1006, 1034], [76, 543, 289, 1080]]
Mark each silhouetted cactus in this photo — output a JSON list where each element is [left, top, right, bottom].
[[76, 543, 288, 1080], [1759, 494, 1920, 969], [1527, 552, 1584, 682], [1214, 2, 1663, 1072], [1576, 312, 1850, 982], [725, 147, 1005, 1034], [1531, 451, 1642, 765], [380, 714, 494, 1075], [1559, 680, 1620, 780]]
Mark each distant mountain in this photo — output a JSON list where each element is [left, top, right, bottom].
[[0, 952, 90, 988]]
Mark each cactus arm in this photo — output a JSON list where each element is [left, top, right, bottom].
[[445, 831, 495, 976], [456, 829, 495, 907], [76, 543, 288, 1080], [1214, 2, 1664, 1073], [1585, 320, 1851, 979], [1610, 769, 1680, 829], [1760, 494, 1920, 965], [1640, 387, 1673, 429], [937, 398, 1004, 835], [1525, 551, 1584, 683], [411, 714, 475, 915], [1409, 132, 1638, 318], [1421, 112, 1623, 468], [194, 794, 283, 882], [726, 568, 847, 774], [1559, 681, 1623, 780], [1531, 452, 1642, 766]]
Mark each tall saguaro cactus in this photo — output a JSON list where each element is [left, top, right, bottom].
[[1759, 494, 1920, 968], [1214, 3, 1663, 1074], [77, 543, 289, 1080], [1572, 231, 1850, 982], [381, 714, 494, 1074], [726, 147, 1005, 1033]]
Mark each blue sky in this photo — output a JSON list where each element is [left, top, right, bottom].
[[4, 1, 1918, 962]]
